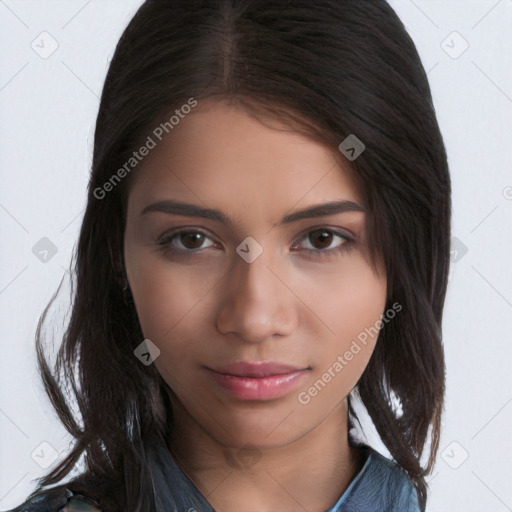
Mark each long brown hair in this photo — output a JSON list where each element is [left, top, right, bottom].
[[17, 1, 450, 510]]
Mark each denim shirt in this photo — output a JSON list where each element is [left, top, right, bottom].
[[8, 444, 422, 512]]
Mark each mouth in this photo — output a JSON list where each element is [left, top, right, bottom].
[[204, 361, 311, 401]]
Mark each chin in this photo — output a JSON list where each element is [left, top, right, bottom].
[[208, 407, 309, 449]]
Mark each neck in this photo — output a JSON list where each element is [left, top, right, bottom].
[[166, 398, 365, 512]]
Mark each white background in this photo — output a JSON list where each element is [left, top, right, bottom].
[[1, 1, 511, 510]]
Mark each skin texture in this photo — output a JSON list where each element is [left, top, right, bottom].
[[124, 100, 387, 512]]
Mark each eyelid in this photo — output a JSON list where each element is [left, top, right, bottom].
[[156, 224, 355, 244], [154, 225, 356, 259], [155, 227, 218, 247], [291, 225, 355, 246]]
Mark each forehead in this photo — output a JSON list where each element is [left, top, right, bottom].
[[127, 101, 364, 217]]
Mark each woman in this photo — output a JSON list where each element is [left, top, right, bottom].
[[7, 0, 451, 510]]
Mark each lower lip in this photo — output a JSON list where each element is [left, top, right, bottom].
[[206, 368, 309, 401]]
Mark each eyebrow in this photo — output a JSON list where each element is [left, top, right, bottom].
[[140, 199, 365, 226]]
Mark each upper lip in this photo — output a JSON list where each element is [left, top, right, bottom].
[[207, 361, 309, 378]]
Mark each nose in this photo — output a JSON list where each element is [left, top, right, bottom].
[[215, 248, 298, 343]]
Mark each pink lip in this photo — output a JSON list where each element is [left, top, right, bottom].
[[205, 361, 310, 401]]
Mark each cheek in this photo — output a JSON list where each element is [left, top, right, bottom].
[[303, 254, 387, 333], [305, 258, 387, 388], [127, 258, 219, 342], [128, 266, 210, 388]]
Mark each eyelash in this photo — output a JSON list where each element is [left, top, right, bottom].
[[153, 227, 356, 261]]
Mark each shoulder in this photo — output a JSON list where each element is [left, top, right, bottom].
[[59, 493, 102, 511], [3, 488, 102, 512], [332, 446, 422, 512]]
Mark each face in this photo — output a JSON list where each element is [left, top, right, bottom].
[[124, 100, 387, 450]]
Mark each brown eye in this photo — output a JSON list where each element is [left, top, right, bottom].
[[291, 227, 355, 260], [157, 229, 216, 251], [179, 232, 206, 249], [303, 228, 347, 251], [308, 229, 334, 249]]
